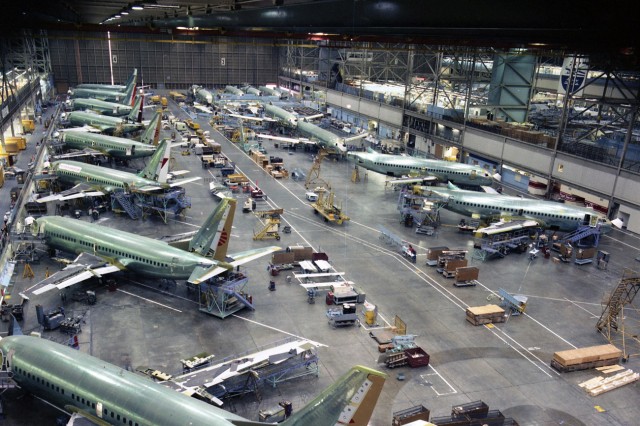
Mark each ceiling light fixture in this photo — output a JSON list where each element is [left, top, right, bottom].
[[121, 10, 129, 15], [132, 2, 144, 10]]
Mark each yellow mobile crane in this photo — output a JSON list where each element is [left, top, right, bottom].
[[311, 191, 350, 225], [253, 208, 284, 240]]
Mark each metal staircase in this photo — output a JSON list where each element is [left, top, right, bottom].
[[597, 269, 640, 360], [561, 223, 604, 246], [111, 189, 141, 219]]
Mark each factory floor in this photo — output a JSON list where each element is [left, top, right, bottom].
[[2, 98, 640, 426]]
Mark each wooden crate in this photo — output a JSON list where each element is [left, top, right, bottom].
[[466, 305, 506, 326], [552, 344, 621, 367]]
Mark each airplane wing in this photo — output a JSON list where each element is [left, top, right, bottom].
[[25, 253, 122, 295], [169, 177, 202, 187], [64, 405, 111, 426], [386, 176, 438, 186], [257, 134, 314, 145], [51, 148, 106, 160], [481, 186, 500, 194], [56, 125, 102, 134], [167, 170, 190, 178], [228, 114, 275, 122], [188, 265, 230, 285], [228, 246, 281, 268], [37, 184, 105, 203]]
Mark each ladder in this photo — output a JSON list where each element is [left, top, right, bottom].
[[305, 149, 331, 190], [111, 189, 141, 219], [253, 209, 284, 241]]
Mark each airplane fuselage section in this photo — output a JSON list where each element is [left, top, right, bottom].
[[430, 188, 609, 232], [72, 99, 131, 116], [39, 216, 215, 280], [0, 336, 246, 426], [51, 160, 160, 193], [67, 112, 141, 134], [61, 132, 155, 159], [351, 152, 493, 187]]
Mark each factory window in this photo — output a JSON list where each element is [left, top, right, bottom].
[[111, 412, 114, 419], [123, 417, 127, 423], [117, 414, 121, 421]]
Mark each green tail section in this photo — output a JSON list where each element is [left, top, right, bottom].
[[120, 80, 136, 106], [137, 139, 170, 182], [124, 68, 137, 90], [447, 181, 461, 190], [127, 96, 142, 122], [188, 198, 236, 258], [139, 112, 161, 146], [276, 366, 386, 426]]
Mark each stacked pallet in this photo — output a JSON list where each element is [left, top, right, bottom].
[[579, 369, 639, 396], [466, 305, 506, 326], [551, 344, 622, 372]]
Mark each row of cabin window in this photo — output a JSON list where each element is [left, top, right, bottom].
[[50, 231, 77, 243], [12, 366, 140, 426], [456, 201, 580, 220], [77, 240, 168, 267], [59, 169, 125, 188], [377, 163, 468, 175]]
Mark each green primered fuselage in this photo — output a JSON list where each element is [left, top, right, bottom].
[[38, 216, 214, 280], [61, 131, 156, 159]]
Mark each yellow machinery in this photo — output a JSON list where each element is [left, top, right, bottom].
[[186, 119, 200, 130], [21, 119, 35, 133], [305, 149, 331, 190], [351, 165, 361, 183], [253, 208, 284, 240], [311, 191, 350, 225], [169, 91, 186, 102]]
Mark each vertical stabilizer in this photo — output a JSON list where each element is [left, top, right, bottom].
[[120, 80, 136, 106], [127, 96, 142, 122], [188, 198, 236, 259], [140, 112, 162, 146], [281, 366, 386, 426], [124, 68, 137, 89], [137, 139, 170, 182], [447, 181, 461, 190]]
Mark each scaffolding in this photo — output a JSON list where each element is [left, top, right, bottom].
[[305, 149, 331, 190], [253, 208, 284, 241], [471, 220, 539, 261], [110, 188, 191, 223], [596, 269, 640, 361], [397, 189, 444, 233], [192, 273, 254, 319]]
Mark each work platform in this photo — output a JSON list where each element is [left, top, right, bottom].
[[472, 219, 539, 261], [188, 273, 254, 319], [160, 337, 320, 405], [111, 187, 191, 223]]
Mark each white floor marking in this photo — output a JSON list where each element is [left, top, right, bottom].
[[117, 289, 182, 312]]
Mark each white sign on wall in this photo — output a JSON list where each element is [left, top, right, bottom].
[[112, 55, 118, 64], [221, 57, 226, 66]]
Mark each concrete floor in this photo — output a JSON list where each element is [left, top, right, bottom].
[[2, 97, 640, 425]]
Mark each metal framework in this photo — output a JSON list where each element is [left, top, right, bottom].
[[194, 273, 254, 319], [597, 269, 640, 361]]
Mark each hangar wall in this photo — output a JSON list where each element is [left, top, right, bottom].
[[48, 32, 279, 90]]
